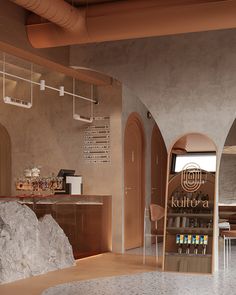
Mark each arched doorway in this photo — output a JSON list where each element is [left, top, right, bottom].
[[151, 124, 167, 237], [151, 124, 167, 206], [124, 113, 145, 250], [0, 123, 11, 195], [163, 133, 216, 273]]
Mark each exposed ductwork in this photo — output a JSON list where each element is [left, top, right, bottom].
[[9, 0, 236, 48], [10, 0, 85, 31]]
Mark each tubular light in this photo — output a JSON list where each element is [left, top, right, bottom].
[[3, 96, 32, 108], [1, 52, 96, 110], [2, 53, 33, 109], [72, 79, 94, 123], [73, 114, 93, 123]]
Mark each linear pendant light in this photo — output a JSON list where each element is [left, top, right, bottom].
[[3, 96, 32, 108], [72, 78, 94, 123], [1, 52, 96, 110], [2, 53, 33, 108]]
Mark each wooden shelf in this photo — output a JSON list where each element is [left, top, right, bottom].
[[164, 171, 215, 273], [165, 252, 211, 258], [167, 213, 213, 218], [166, 227, 213, 234]]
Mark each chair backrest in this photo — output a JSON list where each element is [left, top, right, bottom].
[[149, 204, 165, 222]]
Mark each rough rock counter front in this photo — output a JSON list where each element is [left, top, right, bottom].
[[0, 195, 112, 260]]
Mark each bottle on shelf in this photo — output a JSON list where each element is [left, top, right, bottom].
[[175, 216, 181, 228]]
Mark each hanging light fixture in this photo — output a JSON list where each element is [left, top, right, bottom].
[[72, 79, 94, 123], [1, 52, 97, 112], [3, 96, 32, 108], [2, 53, 33, 109]]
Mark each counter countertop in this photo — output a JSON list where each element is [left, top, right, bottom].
[[0, 194, 111, 199], [0, 195, 111, 205]]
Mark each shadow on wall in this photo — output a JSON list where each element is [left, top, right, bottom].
[[0, 123, 11, 196], [219, 118, 236, 203]]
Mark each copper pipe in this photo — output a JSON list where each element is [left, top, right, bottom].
[[9, 0, 85, 31], [9, 0, 236, 48]]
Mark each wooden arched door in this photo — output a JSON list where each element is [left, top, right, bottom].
[[124, 114, 145, 250], [0, 124, 11, 195], [151, 124, 167, 236], [151, 124, 167, 206]]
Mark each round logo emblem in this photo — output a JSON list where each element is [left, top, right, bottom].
[[181, 162, 202, 192]]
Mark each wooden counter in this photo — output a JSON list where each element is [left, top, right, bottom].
[[0, 194, 112, 259], [219, 203, 236, 231]]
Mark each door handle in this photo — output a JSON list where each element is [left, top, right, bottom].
[[125, 187, 134, 195], [151, 187, 158, 195]]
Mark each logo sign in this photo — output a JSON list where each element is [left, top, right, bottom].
[[181, 162, 202, 192], [171, 196, 209, 208]]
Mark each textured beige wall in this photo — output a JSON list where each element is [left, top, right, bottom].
[[225, 119, 236, 146], [70, 29, 236, 269], [0, 73, 123, 251], [70, 30, 236, 151], [219, 154, 236, 203], [219, 119, 236, 203]]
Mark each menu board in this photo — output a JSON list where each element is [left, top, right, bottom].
[[83, 116, 111, 164]]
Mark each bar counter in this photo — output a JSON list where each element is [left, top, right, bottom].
[[219, 202, 236, 231], [0, 194, 112, 259]]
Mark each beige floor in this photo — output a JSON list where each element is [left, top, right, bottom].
[[0, 253, 159, 295]]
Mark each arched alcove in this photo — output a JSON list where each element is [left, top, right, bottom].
[[0, 123, 11, 195], [163, 133, 216, 274]]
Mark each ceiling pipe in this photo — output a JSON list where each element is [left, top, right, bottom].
[[10, 0, 85, 31], [9, 0, 236, 48]]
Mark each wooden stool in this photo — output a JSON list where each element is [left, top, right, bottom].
[[222, 230, 236, 269]]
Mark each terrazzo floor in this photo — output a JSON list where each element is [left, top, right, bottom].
[[41, 240, 235, 295]]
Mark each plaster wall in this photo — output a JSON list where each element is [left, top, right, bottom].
[[0, 72, 123, 251], [70, 29, 236, 152], [219, 120, 236, 203], [219, 154, 236, 203], [224, 119, 236, 146], [70, 29, 236, 270]]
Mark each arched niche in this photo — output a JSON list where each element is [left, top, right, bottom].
[[0, 123, 11, 195], [163, 133, 216, 274]]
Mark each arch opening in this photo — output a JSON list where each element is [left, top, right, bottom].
[[163, 132, 216, 274]]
